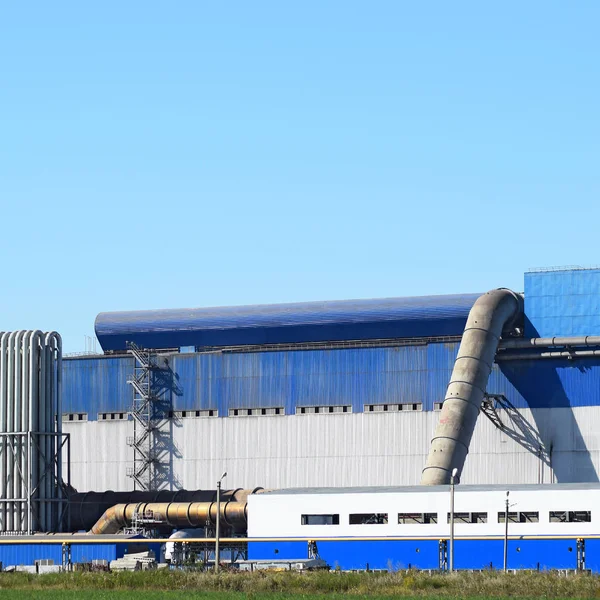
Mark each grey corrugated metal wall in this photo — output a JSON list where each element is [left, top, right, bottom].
[[63, 405, 600, 492], [60, 338, 600, 491]]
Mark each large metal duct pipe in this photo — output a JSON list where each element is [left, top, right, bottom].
[[69, 488, 262, 533], [421, 289, 522, 485], [91, 501, 248, 535]]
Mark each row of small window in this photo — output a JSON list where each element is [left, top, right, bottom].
[[169, 410, 217, 419], [229, 407, 284, 417], [230, 406, 353, 416], [63, 405, 427, 422], [63, 413, 129, 422], [62, 413, 88, 422], [297, 405, 351, 414], [365, 403, 422, 412], [98, 413, 128, 421], [301, 511, 593, 526], [63, 413, 128, 423], [228, 404, 423, 416]]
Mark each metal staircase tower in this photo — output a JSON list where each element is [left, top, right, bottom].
[[126, 342, 161, 490]]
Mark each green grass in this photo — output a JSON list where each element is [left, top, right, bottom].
[[0, 595, 595, 600], [1, 570, 600, 598], [0, 590, 504, 600]]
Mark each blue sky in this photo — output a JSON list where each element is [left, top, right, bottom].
[[1, 2, 599, 352]]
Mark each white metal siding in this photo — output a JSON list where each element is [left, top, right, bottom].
[[63, 407, 600, 492], [248, 487, 600, 539]]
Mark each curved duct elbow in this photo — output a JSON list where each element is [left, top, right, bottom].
[[420, 289, 523, 486], [91, 504, 130, 535]]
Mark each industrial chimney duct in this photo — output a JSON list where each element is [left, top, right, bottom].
[[421, 289, 523, 486]]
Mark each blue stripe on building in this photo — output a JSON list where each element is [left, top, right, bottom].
[[63, 344, 600, 419]]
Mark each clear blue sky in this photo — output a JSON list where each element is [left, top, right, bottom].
[[1, 2, 599, 353]]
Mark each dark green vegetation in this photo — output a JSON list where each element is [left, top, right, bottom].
[[1, 570, 600, 598]]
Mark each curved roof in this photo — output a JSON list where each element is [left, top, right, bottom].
[[95, 293, 480, 352]]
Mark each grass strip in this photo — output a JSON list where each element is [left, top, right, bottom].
[[0, 570, 599, 598]]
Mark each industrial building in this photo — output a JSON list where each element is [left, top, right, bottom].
[[247, 483, 600, 571], [60, 266, 600, 493], [2, 265, 600, 571]]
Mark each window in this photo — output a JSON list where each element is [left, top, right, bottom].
[[498, 511, 539, 523], [229, 407, 284, 417], [349, 513, 388, 525], [398, 512, 437, 524], [434, 402, 444, 411], [301, 514, 339, 526], [520, 511, 540, 523], [447, 512, 487, 524], [296, 405, 351, 415], [364, 403, 422, 412], [550, 511, 591, 523]]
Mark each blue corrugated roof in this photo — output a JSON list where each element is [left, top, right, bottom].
[[95, 293, 481, 352]]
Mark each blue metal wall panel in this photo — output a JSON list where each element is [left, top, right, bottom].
[[525, 268, 600, 337], [248, 540, 439, 570], [169, 353, 219, 412], [508, 539, 578, 570], [453, 539, 503, 570], [497, 359, 600, 409], [71, 543, 119, 563], [248, 539, 585, 571], [0, 543, 120, 566], [248, 540, 306, 561], [425, 342, 459, 411], [0, 543, 63, 566], [584, 539, 600, 572], [62, 343, 600, 418], [163, 346, 431, 415], [95, 294, 480, 352], [0, 542, 161, 566], [62, 357, 134, 415]]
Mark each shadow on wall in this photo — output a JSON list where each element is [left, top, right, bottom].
[[151, 357, 184, 490], [500, 361, 599, 483]]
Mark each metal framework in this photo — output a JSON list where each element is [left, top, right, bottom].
[[122, 503, 164, 536], [438, 539, 448, 571], [126, 342, 163, 491], [171, 536, 248, 568], [577, 538, 586, 571], [0, 431, 70, 534]]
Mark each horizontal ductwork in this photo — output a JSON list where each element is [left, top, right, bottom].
[[500, 336, 600, 349], [91, 501, 248, 535], [497, 349, 600, 361], [73, 488, 263, 535]]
